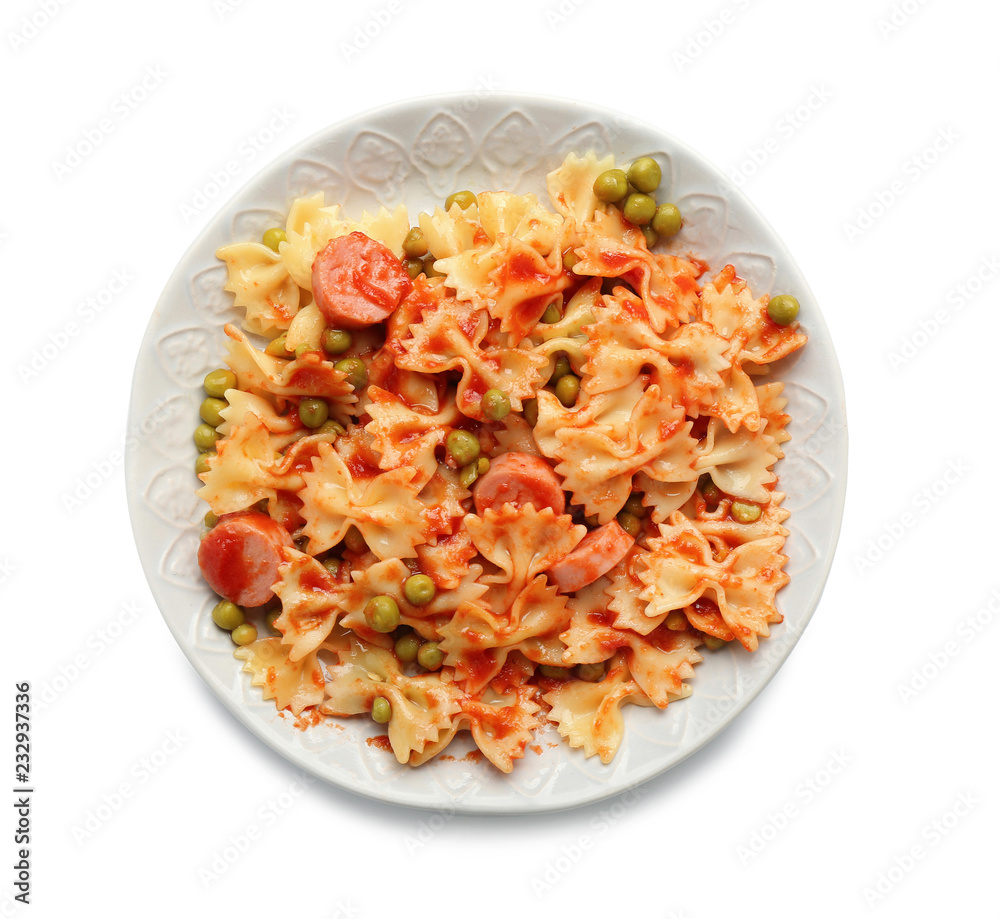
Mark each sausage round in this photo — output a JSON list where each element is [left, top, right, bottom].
[[473, 452, 566, 516], [546, 521, 634, 593], [311, 232, 412, 329], [197, 510, 294, 607]]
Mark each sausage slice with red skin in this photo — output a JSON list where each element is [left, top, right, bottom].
[[546, 521, 635, 594], [474, 452, 566, 516], [311, 231, 412, 329], [198, 511, 294, 607]]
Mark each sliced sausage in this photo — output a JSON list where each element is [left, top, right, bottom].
[[474, 452, 566, 516], [546, 521, 634, 594], [311, 232, 412, 329], [198, 510, 294, 607]]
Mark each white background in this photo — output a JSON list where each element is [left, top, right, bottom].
[[5, 0, 995, 916]]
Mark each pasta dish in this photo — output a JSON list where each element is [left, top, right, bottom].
[[192, 152, 806, 771]]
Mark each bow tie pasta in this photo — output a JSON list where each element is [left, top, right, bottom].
[[192, 152, 806, 771]]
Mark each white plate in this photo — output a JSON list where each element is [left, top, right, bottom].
[[125, 93, 847, 814]]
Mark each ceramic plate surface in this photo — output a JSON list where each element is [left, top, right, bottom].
[[126, 93, 847, 814]]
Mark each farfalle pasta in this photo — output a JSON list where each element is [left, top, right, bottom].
[[192, 152, 807, 772]]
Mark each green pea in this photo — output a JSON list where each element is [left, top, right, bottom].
[[395, 633, 421, 663], [642, 225, 658, 249], [627, 157, 662, 193], [404, 574, 436, 607], [417, 641, 444, 671], [576, 663, 605, 682], [541, 302, 562, 324], [593, 169, 628, 203], [322, 557, 342, 577], [334, 357, 368, 390], [665, 610, 688, 631], [623, 193, 656, 226], [402, 257, 424, 280], [651, 203, 682, 237], [446, 429, 481, 466], [523, 398, 538, 427], [555, 373, 580, 407], [767, 294, 800, 326], [481, 388, 511, 421], [731, 501, 762, 524], [264, 334, 291, 358], [298, 397, 329, 429], [371, 696, 392, 724], [203, 368, 236, 398], [294, 342, 314, 359], [212, 599, 244, 631], [266, 609, 282, 632], [623, 493, 646, 517], [204, 510, 218, 528], [459, 462, 480, 488], [321, 328, 353, 356], [402, 227, 429, 258], [199, 397, 227, 427], [701, 477, 722, 506], [477, 457, 490, 475], [562, 249, 579, 271], [365, 595, 400, 633], [231, 623, 257, 646], [422, 256, 443, 278], [194, 423, 220, 452], [316, 420, 345, 439], [344, 526, 367, 553], [584, 514, 600, 528], [704, 635, 728, 650], [616, 511, 642, 538], [537, 665, 568, 680], [195, 452, 214, 476], [262, 227, 286, 252], [445, 190, 477, 210], [551, 354, 571, 382]]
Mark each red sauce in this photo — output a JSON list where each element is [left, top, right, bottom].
[[600, 250, 632, 274], [299, 566, 334, 594], [589, 609, 615, 627], [287, 364, 339, 395], [508, 249, 551, 285], [463, 650, 497, 687], [345, 451, 381, 480], [366, 734, 393, 752]]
